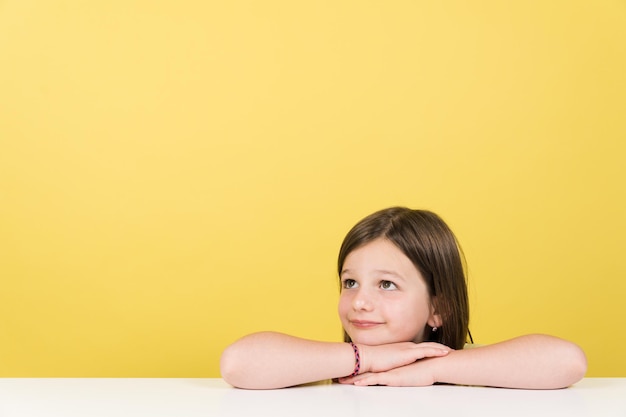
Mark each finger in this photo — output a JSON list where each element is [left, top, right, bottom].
[[338, 372, 373, 385], [353, 368, 433, 387], [408, 346, 450, 360], [368, 347, 449, 374], [352, 373, 389, 386]]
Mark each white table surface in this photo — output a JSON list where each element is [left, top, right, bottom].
[[1, 378, 624, 417]]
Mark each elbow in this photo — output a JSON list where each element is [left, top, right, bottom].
[[220, 332, 286, 389], [220, 339, 269, 389], [220, 344, 246, 388], [545, 336, 587, 389], [564, 342, 587, 387], [525, 334, 587, 389]]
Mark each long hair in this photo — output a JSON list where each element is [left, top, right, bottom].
[[337, 207, 469, 350]]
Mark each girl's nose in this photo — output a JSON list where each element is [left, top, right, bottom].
[[352, 291, 373, 311]]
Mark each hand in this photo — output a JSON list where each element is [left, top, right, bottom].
[[338, 360, 438, 386], [344, 341, 450, 377]]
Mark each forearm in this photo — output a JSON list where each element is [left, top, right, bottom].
[[220, 332, 355, 389], [430, 334, 587, 389]]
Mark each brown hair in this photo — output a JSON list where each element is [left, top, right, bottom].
[[337, 207, 469, 349]]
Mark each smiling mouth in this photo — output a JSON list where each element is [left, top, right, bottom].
[[350, 320, 383, 329]]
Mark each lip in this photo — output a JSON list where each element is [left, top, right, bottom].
[[350, 320, 384, 329]]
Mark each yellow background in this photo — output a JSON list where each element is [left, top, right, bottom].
[[1, 1, 624, 377]]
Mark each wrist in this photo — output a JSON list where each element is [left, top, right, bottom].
[[348, 342, 361, 376], [426, 348, 451, 384], [354, 343, 370, 374]]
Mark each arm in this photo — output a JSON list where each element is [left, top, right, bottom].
[[220, 332, 355, 389], [341, 334, 587, 389], [220, 331, 450, 389], [433, 334, 587, 389]]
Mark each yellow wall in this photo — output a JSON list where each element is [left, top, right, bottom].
[[1, 1, 624, 377]]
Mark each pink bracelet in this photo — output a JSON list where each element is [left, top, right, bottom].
[[349, 342, 360, 376]]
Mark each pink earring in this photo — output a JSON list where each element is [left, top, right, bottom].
[[432, 326, 438, 332]]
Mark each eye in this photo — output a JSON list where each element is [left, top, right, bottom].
[[342, 279, 358, 289], [380, 280, 398, 290]]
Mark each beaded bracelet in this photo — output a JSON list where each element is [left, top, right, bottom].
[[349, 342, 360, 377]]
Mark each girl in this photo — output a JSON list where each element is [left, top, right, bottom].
[[220, 207, 587, 389]]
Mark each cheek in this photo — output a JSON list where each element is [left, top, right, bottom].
[[337, 293, 349, 316], [338, 292, 359, 324], [394, 295, 430, 322]]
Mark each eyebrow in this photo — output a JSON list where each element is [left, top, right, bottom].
[[340, 269, 405, 280], [374, 269, 405, 280]]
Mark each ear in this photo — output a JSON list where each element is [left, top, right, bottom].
[[427, 297, 443, 328]]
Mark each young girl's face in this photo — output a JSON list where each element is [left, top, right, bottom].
[[338, 238, 439, 345]]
